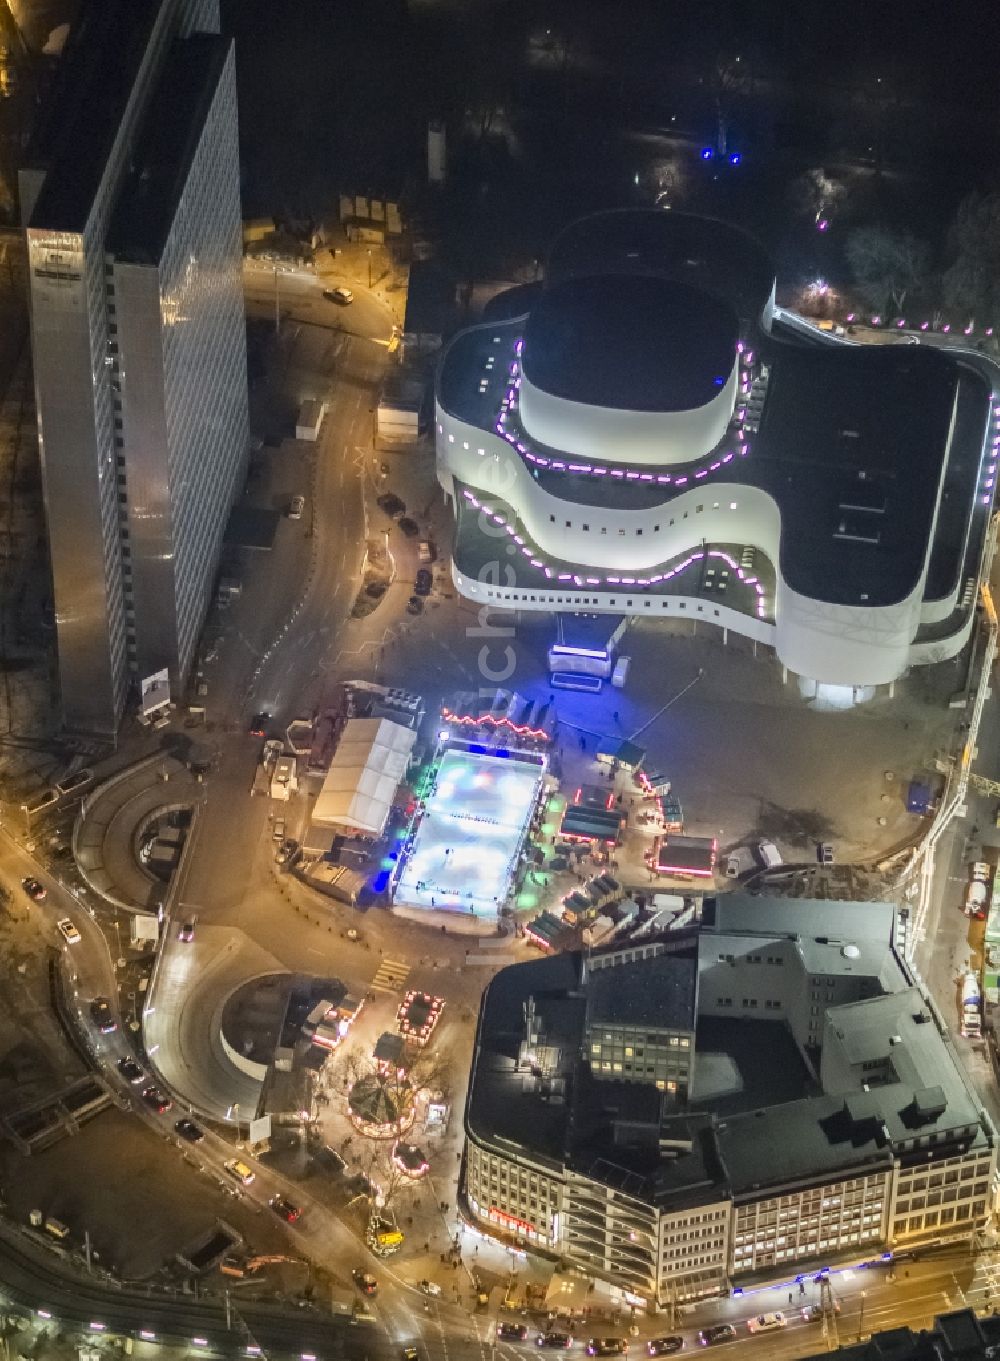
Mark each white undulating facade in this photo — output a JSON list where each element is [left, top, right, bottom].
[[436, 211, 997, 694]]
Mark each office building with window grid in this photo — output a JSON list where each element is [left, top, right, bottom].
[[20, 0, 246, 735], [461, 899, 997, 1308]]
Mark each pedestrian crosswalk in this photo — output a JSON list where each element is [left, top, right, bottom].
[[370, 957, 410, 993]]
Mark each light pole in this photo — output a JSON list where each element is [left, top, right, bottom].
[[857, 1290, 867, 1342], [367, 249, 373, 290], [273, 265, 280, 334]]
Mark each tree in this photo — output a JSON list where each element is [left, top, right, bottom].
[[788, 168, 847, 225], [845, 225, 930, 315], [942, 191, 1000, 325]]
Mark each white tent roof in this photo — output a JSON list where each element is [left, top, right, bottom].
[[312, 717, 416, 836]]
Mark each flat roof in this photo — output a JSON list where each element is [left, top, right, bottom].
[[704, 893, 899, 942], [755, 341, 962, 607], [28, 0, 165, 232], [522, 275, 738, 413], [586, 954, 696, 1031], [466, 895, 991, 1211], [108, 34, 230, 264]]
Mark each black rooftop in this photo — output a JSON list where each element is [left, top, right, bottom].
[[522, 275, 738, 413], [28, 0, 165, 232], [587, 955, 696, 1031], [754, 342, 963, 606], [107, 34, 230, 264]]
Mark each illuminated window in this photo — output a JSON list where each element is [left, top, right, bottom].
[[591, 1044, 600, 1055], [624, 1047, 633, 1057]]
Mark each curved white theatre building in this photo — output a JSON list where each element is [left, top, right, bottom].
[[435, 210, 999, 695]]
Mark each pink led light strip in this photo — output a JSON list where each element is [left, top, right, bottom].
[[487, 338, 755, 488], [461, 488, 768, 620]]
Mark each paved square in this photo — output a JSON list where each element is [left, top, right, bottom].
[[394, 746, 544, 915]]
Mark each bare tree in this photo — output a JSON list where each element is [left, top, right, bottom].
[[942, 191, 1000, 325], [788, 168, 847, 225], [845, 225, 930, 315]]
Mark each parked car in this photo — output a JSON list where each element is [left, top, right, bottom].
[[324, 286, 353, 305], [178, 919, 195, 942], [746, 1314, 786, 1335], [272, 818, 286, 842], [249, 711, 270, 736], [118, 1057, 145, 1084], [406, 595, 423, 616], [414, 568, 433, 596], [89, 997, 116, 1033], [174, 1118, 204, 1143], [587, 1341, 627, 1357], [142, 1085, 172, 1114], [269, 1194, 301, 1222], [697, 1327, 737, 1348], [419, 1280, 442, 1297], [418, 540, 436, 564], [537, 1334, 572, 1349], [647, 1340, 683, 1357], [223, 1159, 255, 1186], [353, 1269, 378, 1295], [56, 918, 81, 945], [20, 877, 46, 902], [288, 494, 305, 520], [497, 1324, 529, 1342]]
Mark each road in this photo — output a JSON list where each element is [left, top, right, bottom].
[[4, 272, 1000, 1355]]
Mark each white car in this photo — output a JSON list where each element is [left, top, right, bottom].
[[288, 494, 305, 520], [746, 1313, 786, 1335], [56, 917, 81, 945]]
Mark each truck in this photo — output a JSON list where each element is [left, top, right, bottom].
[[965, 862, 992, 919], [960, 971, 982, 1039]]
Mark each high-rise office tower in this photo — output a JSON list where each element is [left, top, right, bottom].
[[20, 0, 248, 737]]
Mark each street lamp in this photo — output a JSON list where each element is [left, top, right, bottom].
[[857, 1290, 867, 1342], [367, 249, 373, 290]]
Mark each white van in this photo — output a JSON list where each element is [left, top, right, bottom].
[[757, 840, 783, 870], [726, 848, 754, 878]]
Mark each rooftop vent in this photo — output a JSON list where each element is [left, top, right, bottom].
[[842, 944, 861, 960]]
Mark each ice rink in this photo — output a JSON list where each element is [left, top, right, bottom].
[[394, 747, 544, 915]]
